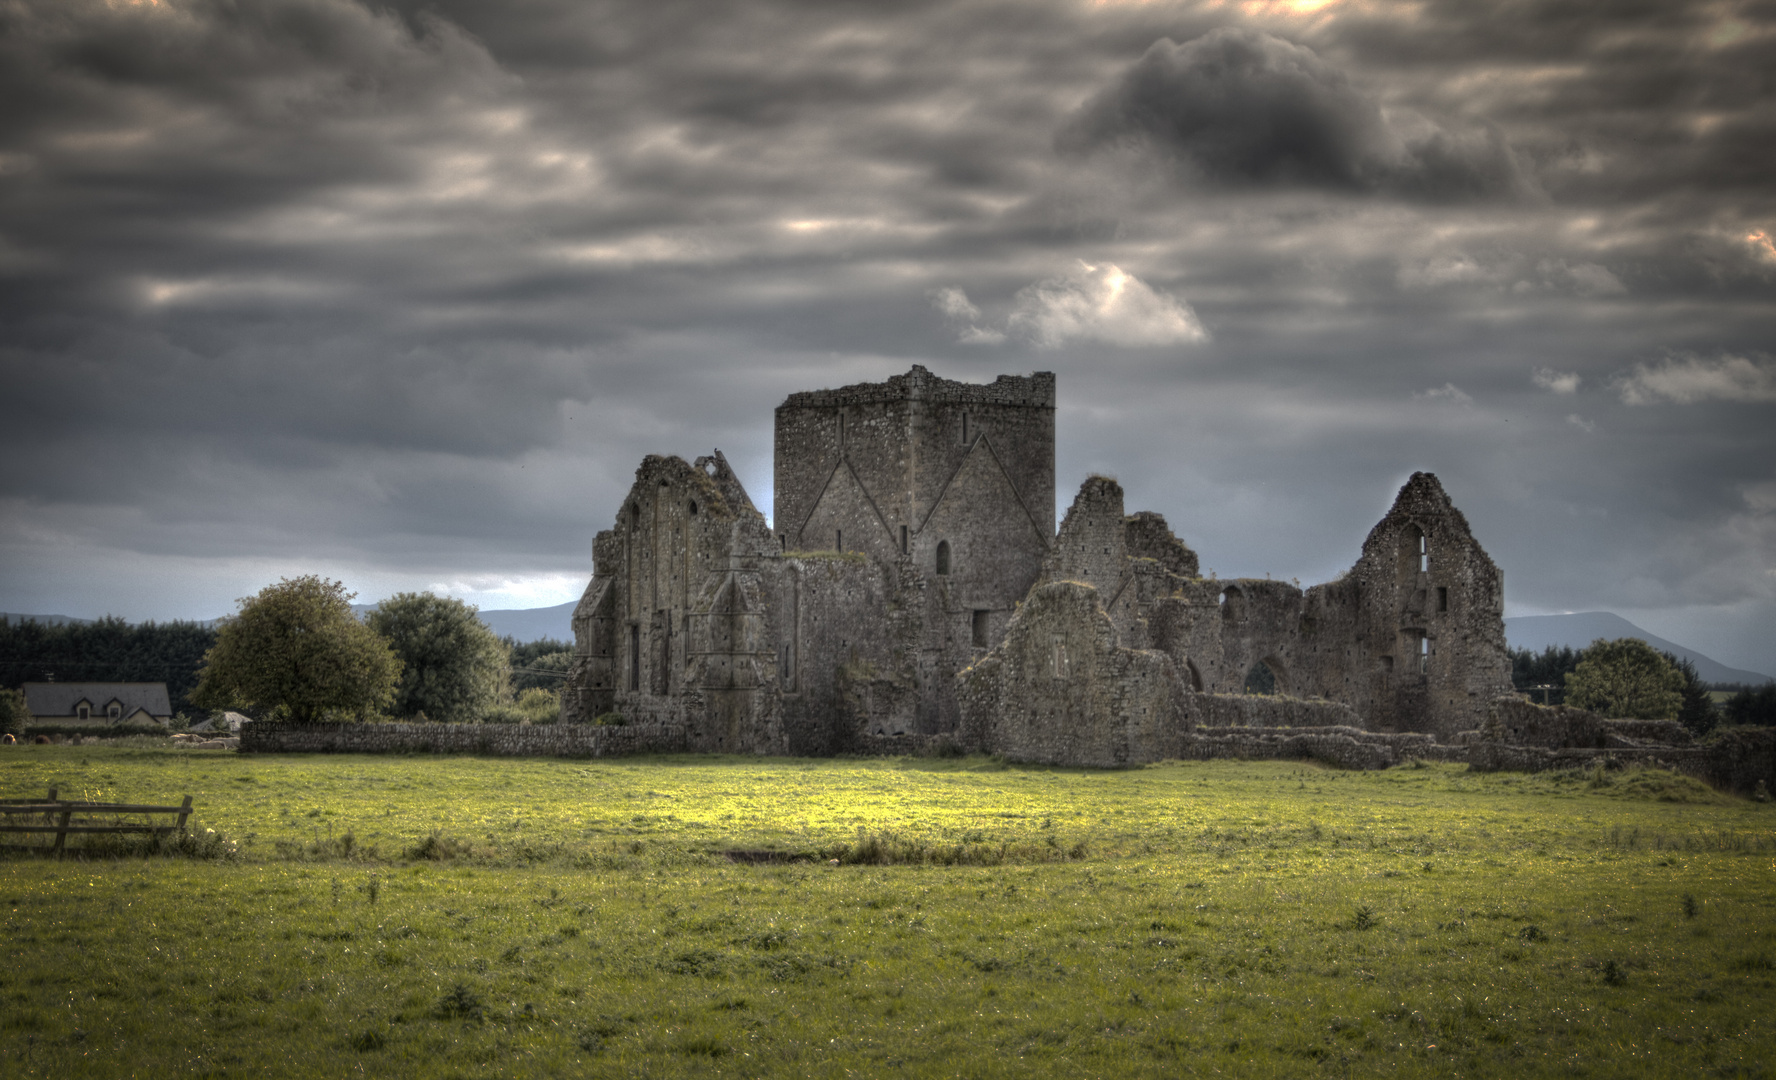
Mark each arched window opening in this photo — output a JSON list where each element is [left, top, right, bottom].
[[1398, 523, 1424, 576], [1220, 586, 1246, 622], [688, 500, 697, 516], [935, 540, 951, 576], [1242, 660, 1277, 696]]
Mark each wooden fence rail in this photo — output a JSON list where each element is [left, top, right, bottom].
[[0, 787, 193, 856]]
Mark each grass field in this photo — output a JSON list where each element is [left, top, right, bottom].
[[3, 745, 1774, 1078]]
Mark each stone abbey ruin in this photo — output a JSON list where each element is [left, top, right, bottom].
[[559, 366, 1527, 766], [241, 363, 1768, 790]]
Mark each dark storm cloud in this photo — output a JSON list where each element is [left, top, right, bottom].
[[1057, 28, 1534, 200], [0, 0, 1772, 670]]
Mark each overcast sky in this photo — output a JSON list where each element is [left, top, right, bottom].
[[2, 0, 1773, 674]]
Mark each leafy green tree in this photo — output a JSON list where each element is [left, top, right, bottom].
[[511, 649, 574, 694], [192, 577, 400, 722], [367, 593, 510, 723], [1666, 653, 1719, 736], [1563, 638, 1684, 720], [0, 687, 28, 738]]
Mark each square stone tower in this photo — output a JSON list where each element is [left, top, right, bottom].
[[774, 365, 1056, 731]]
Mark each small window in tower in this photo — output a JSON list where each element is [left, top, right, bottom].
[[972, 609, 990, 648], [1437, 586, 1449, 612], [935, 540, 951, 576], [835, 529, 842, 551], [900, 525, 908, 554], [688, 500, 697, 516], [962, 413, 968, 444], [1419, 634, 1430, 673], [1419, 533, 1429, 572]]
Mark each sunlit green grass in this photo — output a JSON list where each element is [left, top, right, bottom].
[[3, 745, 1773, 1078]]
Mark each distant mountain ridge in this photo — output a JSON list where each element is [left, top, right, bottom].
[[348, 600, 575, 644], [1504, 612, 1772, 686]]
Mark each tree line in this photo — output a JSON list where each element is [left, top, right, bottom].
[[0, 583, 585, 731], [0, 616, 217, 716]]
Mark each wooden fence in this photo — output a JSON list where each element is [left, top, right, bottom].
[[0, 787, 193, 856]]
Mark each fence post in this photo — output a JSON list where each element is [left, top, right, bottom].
[[52, 801, 72, 857], [176, 795, 192, 834]]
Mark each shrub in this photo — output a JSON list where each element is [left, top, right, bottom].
[[515, 688, 561, 725], [436, 983, 484, 1021], [482, 705, 527, 725]]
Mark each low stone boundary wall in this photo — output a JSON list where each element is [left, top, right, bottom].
[[239, 720, 688, 758], [1470, 727, 1775, 797], [1174, 726, 1465, 771]]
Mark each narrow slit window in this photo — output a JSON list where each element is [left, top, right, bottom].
[[835, 529, 842, 551], [629, 624, 641, 691], [1419, 533, 1429, 572], [935, 540, 951, 576], [972, 609, 990, 648], [1437, 586, 1449, 612], [1419, 634, 1430, 673], [900, 525, 908, 554]]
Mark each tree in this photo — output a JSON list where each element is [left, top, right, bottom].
[[0, 687, 27, 738], [367, 593, 509, 723], [192, 577, 400, 722], [1724, 684, 1776, 727], [1666, 653, 1719, 736], [1563, 638, 1684, 720]]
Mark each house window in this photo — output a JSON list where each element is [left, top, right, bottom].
[[972, 610, 990, 648], [935, 540, 951, 576], [107, 704, 121, 721], [77, 704, 90, 721]]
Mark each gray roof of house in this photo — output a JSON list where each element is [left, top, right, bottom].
[[21, 682, 172, 719]]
